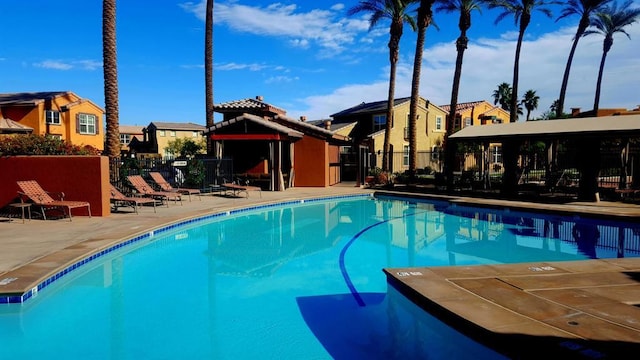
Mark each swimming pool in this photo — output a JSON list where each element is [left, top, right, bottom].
[[1, 194, 639, 359]]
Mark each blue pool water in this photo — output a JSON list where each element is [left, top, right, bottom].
[[1, 195, 639, 359]]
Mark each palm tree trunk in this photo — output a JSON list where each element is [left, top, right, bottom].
[[445, 34, 468, 191], [510, 30, 524, 123], [593, 38, 612, 113], [205, 0, 214, 154], [103, 0, 120, 159], [557, 21, 587, 118], [408, 1, 432, 177], [383, 58, 396, 172], [382, 22, 403, 173]]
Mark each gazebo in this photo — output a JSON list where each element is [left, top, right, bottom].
[[448, 114, 640, 201]]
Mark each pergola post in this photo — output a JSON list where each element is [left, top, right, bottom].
[[577, 138, 601, 201], [501, 139, 520, 197]]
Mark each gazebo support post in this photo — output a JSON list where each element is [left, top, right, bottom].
[[501, 139, 520, 197], [577, 138, 601, 201]]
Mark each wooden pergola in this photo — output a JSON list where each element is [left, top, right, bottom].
[[448, 114, 640, 201]]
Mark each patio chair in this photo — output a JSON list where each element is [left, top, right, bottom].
[[222, 178, 262, 198], [16, 180, 91, 221], [149, 172, 201, 201], [126, 175, 182, 207], [110, 184, 157, 214]]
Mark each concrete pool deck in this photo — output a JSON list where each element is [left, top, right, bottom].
[[2, 185, 640, 357]]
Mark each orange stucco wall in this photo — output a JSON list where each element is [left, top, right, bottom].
[[0, 156, 110, 216], [294, 136, 329, 187]]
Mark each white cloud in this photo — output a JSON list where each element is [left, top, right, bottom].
[[33, 60, 73, 70], [180, 1, 364, 55], [265, 75, 299, 84], [75, 60, 102, 71], [33, 60, 74, 70], [33, 59, 102, 71], [216, 62, 270, 71], [289, 23, 640, 120]]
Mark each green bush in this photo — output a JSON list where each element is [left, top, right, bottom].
[[0, 134, 100, 156], [184, 159, 205, 188]]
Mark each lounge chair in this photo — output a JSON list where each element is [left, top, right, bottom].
[[16, 180, 91, 221], [127, 175, 182, 206], [222, 178, 262, 198], [149, 172, 201, 201], [110, 184, 157, 214]]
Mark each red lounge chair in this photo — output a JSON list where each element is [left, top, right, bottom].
[[110, 184, 157, 214], [16, 180, 91, 221], [149, 172, 201, 201], [127, 175, 182, 206]]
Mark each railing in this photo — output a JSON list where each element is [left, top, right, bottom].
[[110, 156, 233, 193]]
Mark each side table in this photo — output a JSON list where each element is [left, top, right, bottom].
[[9, 203, 32, 223]]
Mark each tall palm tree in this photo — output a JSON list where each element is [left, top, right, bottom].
[[348, 0, 417, 172], [408, 0, 436, 177], [487, 0, 556, 122], [492, 82, 512, 110], [437, 0, 486, 191], [555, 0, 612, 118], [521, 89, 540, 120], [205, 0, 214, 154], [103, 0, 120, 159], [584, 0, 640, 113]]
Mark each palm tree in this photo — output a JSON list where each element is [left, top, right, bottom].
[[492, 82, 512, 110], [103, 0, 120, 159], [487, 0, 556, 123], [408, 0, 436, 177], [436, 0, 486, 191], [555, 0, 612, 118], [205, 0, 214, 154], [521, 89, 540, 120], [348, 0, 417, 172], [584, 0, 640, 113]]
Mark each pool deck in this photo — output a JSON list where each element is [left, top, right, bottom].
[[2, 185, 640, 357]]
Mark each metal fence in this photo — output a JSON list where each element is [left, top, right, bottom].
[[376, 141, 637, 194], [110, 157, 233, 193]]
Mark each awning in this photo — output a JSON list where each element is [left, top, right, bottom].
[[0, 118, 33, 134], [448, 114, 640, 141]]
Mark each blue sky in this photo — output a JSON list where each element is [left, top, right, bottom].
[[0, 0, 639, 126]]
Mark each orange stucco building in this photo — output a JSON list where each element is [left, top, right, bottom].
[[0, 91, 105, 151]]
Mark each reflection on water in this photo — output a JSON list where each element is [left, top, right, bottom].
[[1, 196, 640, 359]]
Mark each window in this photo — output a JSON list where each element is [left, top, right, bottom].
[[491, 145, 503, 164], [48, 134, 62, 140], [192, 131, 198, 138], [46, 110, 60, 125], [120, 133, 132, 145], [403, 113, 413, 140], [431, 146, 442, 161], [159, 130, 166, 137], [373, 114, 386, 132], [403, 145, 409, 166], [435, 116, 443, 131], [464, 117, 472, 127], [78, 113, 96, 134], [170, 131, 176, 137]]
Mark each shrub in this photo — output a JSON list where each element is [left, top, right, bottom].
[[0, 134, 100, 156], [184, 159, 205, 188]]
